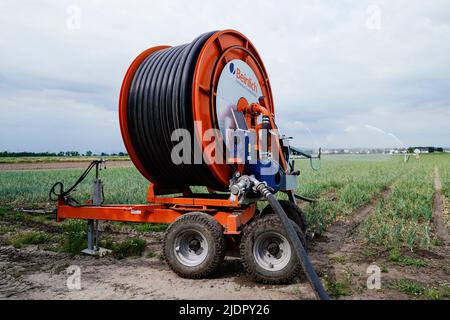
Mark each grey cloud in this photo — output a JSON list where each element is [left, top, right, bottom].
[[0, 0, 449, 152]]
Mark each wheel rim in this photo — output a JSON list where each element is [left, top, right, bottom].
[[253, 232, 292, 272], [174, 229, 209, 267]]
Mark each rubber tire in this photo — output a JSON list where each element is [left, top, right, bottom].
[[240, 214, 304, 284], [261, 200, 307, 233], [163, 212, 226, 279]]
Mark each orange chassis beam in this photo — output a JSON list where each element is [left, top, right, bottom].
[[57, 199, 257, 235], [57, 100, 279, 236]]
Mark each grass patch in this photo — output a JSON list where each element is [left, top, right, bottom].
[[128, 223, 167, 233], [323, 274, 350, 297], [392, 279, 450, 299], [99, 238, 114, 250], [100, 237, 147, 259], [112, 237, 146, 259], [443, 266, 450, 276], [8, 231, 52, 248], [0, 225, 15, 234], [329, 255, 346, 264], [61, 220, 87, 255], [60, 222, 146, 258], [0, 208, 59, 228], [393, 279, 426, 296], [0, 208, 26, 221], [438, 283, 450, 299], [380, 264, 389, 273], [388, 249, 427, 267]]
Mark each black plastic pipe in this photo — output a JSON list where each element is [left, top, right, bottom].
[[255, 183, 330, 300]]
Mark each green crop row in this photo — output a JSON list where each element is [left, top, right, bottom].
[[297, 155, 413, 234], [361, 156, 447, 250], [0, 155, 403, 209], [0, 167, 149, 208]]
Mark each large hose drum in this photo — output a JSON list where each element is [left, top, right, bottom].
[[54, 29, 329, 297], [119, 30, 275, 191]]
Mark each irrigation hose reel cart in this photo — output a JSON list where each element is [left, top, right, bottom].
[[52, 30, 328, 299]]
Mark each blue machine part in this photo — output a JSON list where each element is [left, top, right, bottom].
[[230, 129, 281, 192], [227, 116, 282, 192], [245, 159, 282, 192]]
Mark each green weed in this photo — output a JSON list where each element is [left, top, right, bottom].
[[388, 249, 427, 267], [8, 231, 52, 248], [0, 225, 15, 234], [128, 223, 167, 233], [61, 220, 87, 255], [112, 237, 146, 259], [323, 274, 350, 297], [392, 279, 449, 300], [393, 279, 426, 296]]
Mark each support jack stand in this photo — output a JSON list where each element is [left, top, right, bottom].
[[81, 160, 111, 257], [81, 219, 111, 257]]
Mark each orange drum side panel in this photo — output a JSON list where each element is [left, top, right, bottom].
[[192, 30, 275, 187], [119, 46, 170, 182]]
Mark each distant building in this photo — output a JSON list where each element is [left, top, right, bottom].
[[414, 147, 430, 153]]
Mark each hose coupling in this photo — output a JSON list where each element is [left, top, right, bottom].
[[230, 175, 252, 196]]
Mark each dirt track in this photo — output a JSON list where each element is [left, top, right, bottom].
[[0, 236, 311, 300], [0, 161, 133, 171]]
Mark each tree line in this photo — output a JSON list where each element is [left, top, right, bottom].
[[0, 151, 128, 157]]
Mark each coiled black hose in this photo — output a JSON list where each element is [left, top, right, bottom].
[[127, 31, 224, 190]]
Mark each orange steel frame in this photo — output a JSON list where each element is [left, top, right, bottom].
[[57, 185, 257, 235], [57, 100, 283, 235], [58, 99, 283, 235]]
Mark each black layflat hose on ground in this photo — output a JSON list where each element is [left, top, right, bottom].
[[256, 184, 330, 300]]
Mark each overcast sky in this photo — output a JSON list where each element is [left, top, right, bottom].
[[1, 0, 449, 152]]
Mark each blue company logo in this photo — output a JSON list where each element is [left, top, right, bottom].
[[229, 63, 236, 74]]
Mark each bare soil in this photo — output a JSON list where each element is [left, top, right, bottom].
[[0, 246, 311, 300], [0, 161, 133, 171], [0, 217, 311, 300]]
